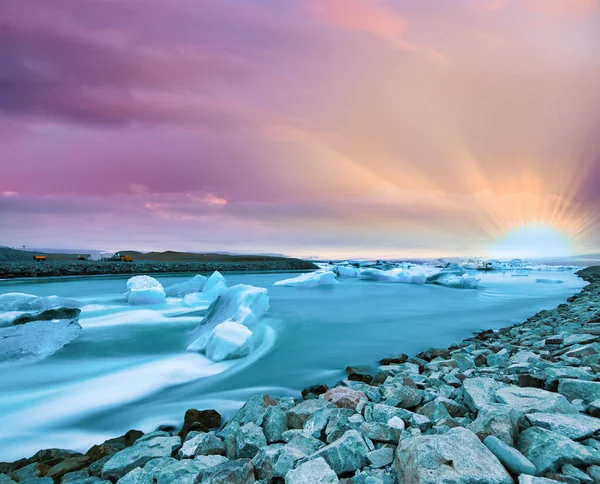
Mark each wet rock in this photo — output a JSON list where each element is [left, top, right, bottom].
[[9, 464, 45, 482], [251, 444, 304, 480], [287, 399, 333, 429], [178, 432, 224, 458], [468, 404, 520, 446], [263, 405, 287, 444], [179, 409, 221, 440], [495, 386, 579, 414], [301, 384, 329, 399], [345, 366, 373, 384], [195, 459, 255, 484], [142, 458, 177, 481], [395, 427, 512, 483], [518, 476, 563, 483], [45, 455, 91, 481], [308, 430, 369, 474], [323, 387, 368, 411], [518, 426, 599, 475], [524, 413, 600, 440], [235, 423, 266, 459], [156, 456, 227, 484], [228, 395, 277, 427], [303, 408, 333, 440], [561, 463, 593, 484], [105, 430, 144, 449], [366, 447, 394, 468], [285, 457, 339, 484], [101, 434, 181, 481], [379, 353, 409, 366], [115, 467, 152, 484], [462, 378, 505, 411], [484, 435, 537, 476], [558, 380, 600, 404]]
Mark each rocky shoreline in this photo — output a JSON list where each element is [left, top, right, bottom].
[[2, 266, 600, 484], [0, 259, 318, 279]]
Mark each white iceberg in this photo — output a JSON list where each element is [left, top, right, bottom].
[[125, 276, 166, 305], [187, 284, 269, 351], [193, 321, 254, 362], [0, 318, 83, 363], [0, 293, 80, 313], [428, 272, 480, 289], [274, 271, 339, 287], [164, 275, 207, 297], [334, 265, 359, 277], [356, 267, 430, 284], [181, 271, 227, 307], [357, 268, 399, 282]]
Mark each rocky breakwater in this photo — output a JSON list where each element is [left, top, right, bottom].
[[2, 266, 600, 483]]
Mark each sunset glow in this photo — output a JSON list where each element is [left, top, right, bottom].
[[1, 0, 599, 258]]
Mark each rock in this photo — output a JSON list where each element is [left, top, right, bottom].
[[468, 404, 520, 446], [105, 430, 145, 448], [345, 366, 373, 384], [418, 400, 451, 421], [303, 408, 333, 439], [561, 463, 594, 484], [228, 395, 277, 427], [9, 464, 44, 482], [287, 399, 332, 429], [524, 413, 600, 440], [178, 432, 224, 458], [518, 426, 599, 475], [0, 474, 16, 484], [587, 399, 600, 418], [196, 459, 255, 484], [395, 427, 512, 484], [62, 470, 90, 482], [156, 456, 226, 484], [115, 467, 152, 484], [285, 433, 324, 455], [518, 476, 563, 483], [586, 465, 600, 482], [142, 458, 177, 480], [263, 405, 287, 444], [307, 429, 369, 474], [179, 409, 221, 439], [285, 458, 339, 484], [366, 448, 394, 468], [463, 378, 505, 411], [488, 349, 510, 367], [558, 380, 600, 403], [322, 387, 368, 411], [101, 434, 181, 481], [381, 381, 423, 409], [45, 455, 91, 481], [324, 408, 356, 443], [251, 444, 304, 480], [360, 422, 400, 444], [235, 423, 267, 459], [453, 352, 476, 370], [301, 384, 329, 399], [484, 435, 537, 476], [495, 386, 579, 414]]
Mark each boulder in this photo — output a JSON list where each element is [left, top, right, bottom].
[[156, 456, 226, 484], [483, 435, 537, 476], [495, 386, 578, 414], [462, 378, 505, 411], [196, 459, 255, 484], [227, 394, 277, 427], [115, 467, 152, 484], [307, 430, 369, 474], [322, 387, 368, 411], [285, 457, 339, 484], [558, 380, 600, 403], [235, 423, 266, 459], [101, 434, 181, 481], [524, 413, 600, 440], [179, 409, 221, 440], [263, 405, 287, 444], [251, 444, 304, 480], [468, 404, 520, 446], [287, 399, 333, 429], [395, 427, 512, 484], [366, 448, 394, 468], [178, 432, 224, 458], [518, 426, 599, 475]]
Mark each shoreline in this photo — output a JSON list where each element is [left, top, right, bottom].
[[1, 266, 599, 483], [0, 259, 318, 279]]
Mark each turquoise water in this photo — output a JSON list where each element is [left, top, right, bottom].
[[0, 270, 587, 460]]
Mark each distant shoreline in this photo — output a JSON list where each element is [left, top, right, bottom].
[[0, 260, 318, 279]]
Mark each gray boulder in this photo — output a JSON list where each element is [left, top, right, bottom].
[[366, 447, 394, 468], [308, 429, 369, 474], [484, 435, 537, 476], [558, 380, 600, 403], [177, 432, 224, 458], [285, 458, 339, 484], [287, 399, 333, 429], [115, 468, 152, 484], [395, 427, 512, 484], [196, 459, 255, 484], [462, 378, 505, 411], [525, 413, 600, 440], [263, 405, 287, 444], [156, 456, 226, 484], [101, 434, 181, 481], [235, 423, 267, 459], [251, 444, 304, 479], [518, 426, 599, 474], [468, 404, 520, 446], [495, 386, 578, 414]]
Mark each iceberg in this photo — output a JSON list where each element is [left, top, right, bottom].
[[194, 321, 254, 362], [0, 293, 80, 314], [335, 265, 359, 277], [181, 271, 227, 307], [428, 272, 480, 289], [187, 284, 269, 352], [125, 276, 166, 305], [274, 271, 339, 287], [0, 318, 83, 363], [164, 275, 207, 297]]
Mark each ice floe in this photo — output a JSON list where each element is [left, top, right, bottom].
[[125, 276, 166, 305], [194, 321, 254, 362], [274, 271, 339, 287], [164, 275, 207, 297]]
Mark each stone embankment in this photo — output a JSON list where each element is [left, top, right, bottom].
[[0, 260, 318, 279], [1, 266, 599, 483]]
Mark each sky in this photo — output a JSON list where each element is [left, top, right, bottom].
[[1, 0, 599, 259]]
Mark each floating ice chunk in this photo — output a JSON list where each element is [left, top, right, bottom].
[[198, 321, 254, 362], [182, 293, 209, 307], [0, 318, 83, 363], [275, 271, 339, 287], [358, 268, 399, 282], [202, 271, 227, 301], [187, 284, 269, 350], [0, 293, 80, 313], [335, 265, 359, 277], [428, 272, 480, 289], [125, 276, 166, 305], [164, 275, 207, 297], [535, 278, 564, 284]]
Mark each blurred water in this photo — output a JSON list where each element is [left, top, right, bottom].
[[0, 270, 586, 460]]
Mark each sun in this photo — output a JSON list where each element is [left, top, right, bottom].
[[488, 224, 574, 259]]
